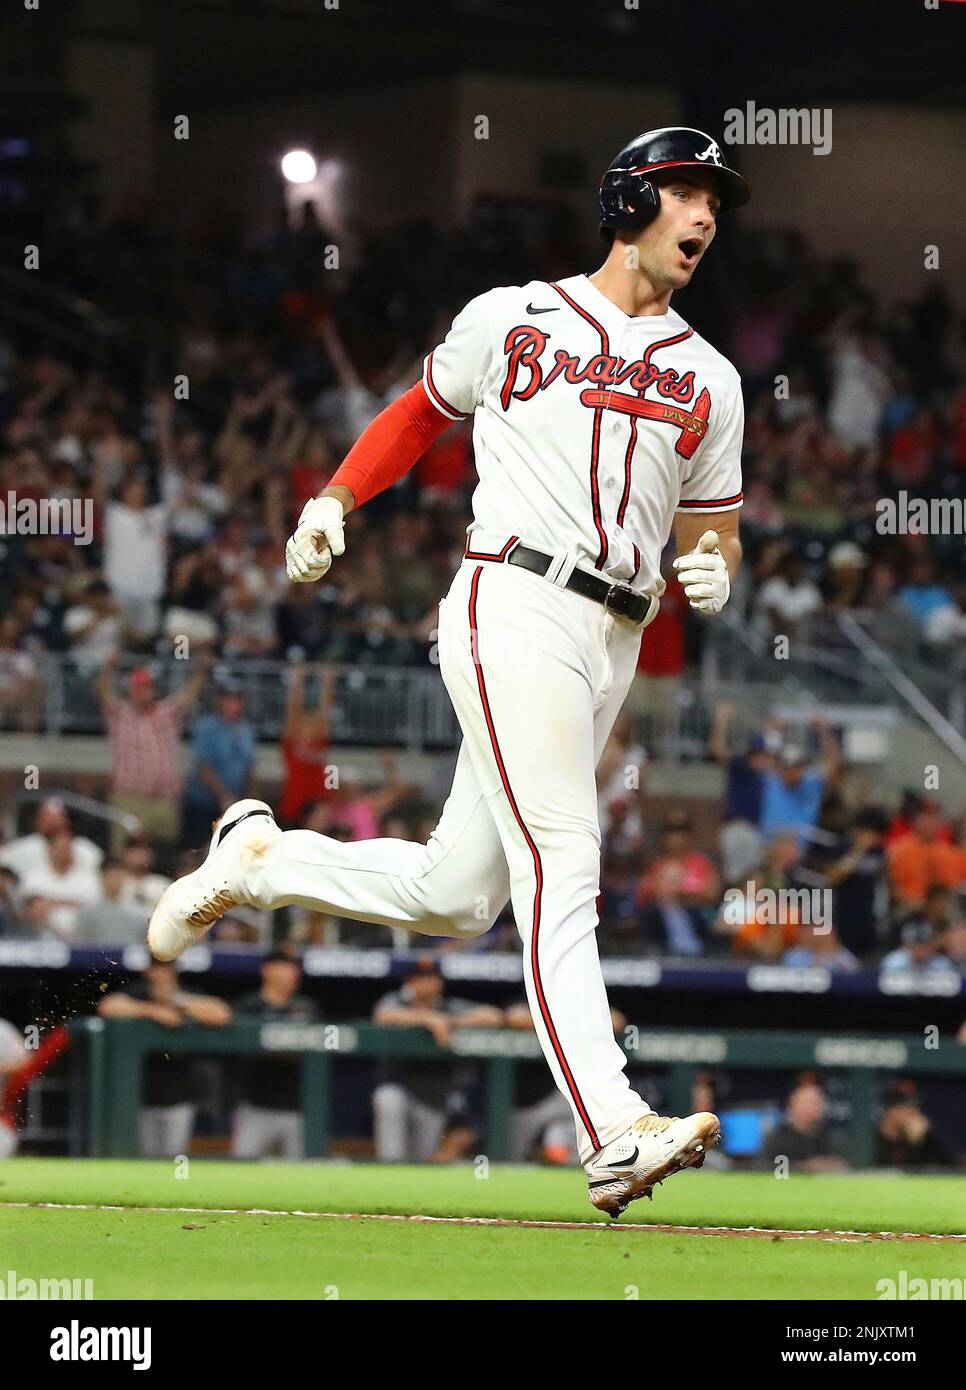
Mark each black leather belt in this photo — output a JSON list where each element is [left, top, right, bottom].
[[504, 542, 655, 626]]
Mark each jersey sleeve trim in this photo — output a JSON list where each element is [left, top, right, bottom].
[[675, 492, 744, 512], [422, 351, 468, 422]]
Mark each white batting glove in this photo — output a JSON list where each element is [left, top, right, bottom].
[[285, 496, 346, 583], [672, 529, 731, 614]]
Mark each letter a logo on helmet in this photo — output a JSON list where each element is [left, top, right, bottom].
[[598, 126, 750, 236], [694, 140, 724, 166]]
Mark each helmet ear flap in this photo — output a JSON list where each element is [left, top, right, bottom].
[[598, 171, 661, 233]]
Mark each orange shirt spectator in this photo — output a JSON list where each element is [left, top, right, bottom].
[[888, 833, 966, 907]]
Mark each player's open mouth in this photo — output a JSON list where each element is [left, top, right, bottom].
[[678, 237, 703, 266]]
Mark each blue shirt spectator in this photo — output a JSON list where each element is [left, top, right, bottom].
[[183, 683, 257, 820], [897, 558, 953, 629], [880, 918, 957, 978], [759, 757, 824, 849], [758, 723, 842, 852], [898, 582, 954, 628]]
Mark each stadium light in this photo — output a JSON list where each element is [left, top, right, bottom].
[[280, 149, 318, 184]]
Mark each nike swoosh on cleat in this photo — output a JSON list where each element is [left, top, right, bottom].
[[526, 302, 558, 314], [592, 1146, 640, 1171]]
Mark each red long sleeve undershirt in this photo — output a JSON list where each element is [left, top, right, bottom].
[[327, 382, 456, 508]]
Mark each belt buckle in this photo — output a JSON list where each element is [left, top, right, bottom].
[[604, 580, 634, 619]]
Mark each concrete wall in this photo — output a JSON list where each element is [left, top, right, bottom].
[[740, 103, 966, 303], [152, 78, 458, 243], [451, 75, 681, 219], [66, 38, 157, 220], [63, 50, 966, 300]]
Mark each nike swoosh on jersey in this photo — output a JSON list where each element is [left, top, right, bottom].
[[525, 303, 559, 314]]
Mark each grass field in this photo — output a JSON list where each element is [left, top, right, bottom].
[[1, 1159, 963, 1300]]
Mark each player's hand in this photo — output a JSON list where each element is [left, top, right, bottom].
[[672, 529, 731, 615], [285, 496, 346, 583]]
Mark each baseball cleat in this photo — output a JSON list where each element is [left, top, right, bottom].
[[147, 800, 280, 961], [585, 1110, 721, 1219]]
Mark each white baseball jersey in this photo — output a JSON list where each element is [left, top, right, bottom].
[[422, 272, 744, 597]]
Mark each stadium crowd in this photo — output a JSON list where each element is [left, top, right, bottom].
[[1, 203, 966, 970]]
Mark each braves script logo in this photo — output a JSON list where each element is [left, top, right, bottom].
[[499, 326, 711, 458]]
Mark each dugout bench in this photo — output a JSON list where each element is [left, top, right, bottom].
[[69, 1017, 966, 1166]]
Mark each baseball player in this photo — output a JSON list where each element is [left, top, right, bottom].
[[150, 127, 748, 1218]]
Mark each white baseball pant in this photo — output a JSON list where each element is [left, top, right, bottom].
[[244, 549, 652, 1161]]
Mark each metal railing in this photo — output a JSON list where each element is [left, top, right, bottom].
[[837, 613, 966, 773], [702, 606, 966, 736], [4, 655, 464, 749], [0, 643, 927, 767]]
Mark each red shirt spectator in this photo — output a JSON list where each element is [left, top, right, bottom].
[[637, 586, 686, 677], [279, 664, 335, 825]]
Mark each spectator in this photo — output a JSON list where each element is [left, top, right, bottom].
[[0, 867, 25, 938], [880, 917, 958, 980], [885, 792, 951, 847], [0, 616, 45, 733], [19, 829, 101, 940], [505, 1000, 626, 1164], [596, 712, 647, 848], [782, 922, 858, 971], [181, 677, 258, 848], [73, 857, 149, 946], [117, 835, 171, 913], [925, 581, 966, 651], [97, 960, 231, 1157], [232, 951, 321, 1160], [922, 884, 954, 939], [371, 959, 502, 1162], [714, 865, 799, 962], [97, 472, 170, 643], [327, 756, 410, 843], [761, 1083, 846, 1172], [823, 541, 869, 614], [222, 577, 279, 659], [827, 327, 891, 449], [0, 799, 102, 881], [942, 914, 966, 969], [708, 703, 779, 879], [754, 551, 823, 637], [639, 861, 710, 958], [897, 556, 954, 634], [155, 392, 227, 544], [280, 662, 336, 827], [597, 849, 646, 956], [876, 1086, 953, 1168], [97, 650, 213, 853], [888, 408, 941, 485], [887, 806, 966, 911], [637, 811, 719, 912], [61, 579, 122, 673], [804, 805, 889, 960], [758, 719, 841, 851]]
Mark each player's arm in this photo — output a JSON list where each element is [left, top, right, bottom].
[[284, 382, 455, 582], [674, 508, 741, 583], [286, 292, 494, 584], [672, 508, 741, 615], [672, 369, 744, 614]]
